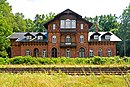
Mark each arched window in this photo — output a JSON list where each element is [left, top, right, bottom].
[[107, 49, 112, 57], [79, 48, 85, 58], [89, 49, 93, 57], [98, 49, 102, 56], [66, 49, 70, 58], [80, 35, 84, 43], [66, 35, 71, 43], [42, 50, 46, 58], [52, 48, 57, 57], [52, 35, 56, 43], [34, 48, 39, 57], [25, 49, 30, 56]]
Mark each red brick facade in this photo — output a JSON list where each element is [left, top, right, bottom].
[[9, 9, 121, 58]]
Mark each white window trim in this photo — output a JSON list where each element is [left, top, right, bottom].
[[26, 36, 32, 40], [94, 35, 99, 39], [66, 49, 70, 58], [105, 35, 110, 39], [89, 49, 93, 57], [25, 50, 30, 56], [80, 35, 84, 43], [42, 50, 46, 58], [80, 24, 83, 29], [60, 19, 76, 28], [52, 36, 56, 43], [52, 24, 56, 30], [37, 36, 43, 40]]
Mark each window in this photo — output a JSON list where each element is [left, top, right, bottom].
[[60, 19, 76, 28], [34, 48, 39, 57], [80, 35, 84, 43], [105, 35, 110, 39], [26, 36, 32, 40], [38, 36, 43, 40], [98, 49, 102, 56], [80, 24, 83, 29], [107, 49, 112, 57], [79, 48, 85, 58], [52, 24, 56, 30], [52, 36, 56, 43], [89, 49, 93, 57], [66, 49, 70, 58], [42, 50, 46, 58], [66, 35, 71, 43], [94, 35, 99, 39], [25, 50, 30, 56], [52, 48, 57, 57]]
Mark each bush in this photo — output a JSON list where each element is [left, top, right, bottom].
[[0, 56, 129, 65]]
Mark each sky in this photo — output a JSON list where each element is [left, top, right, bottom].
[[7, 0, 130, 20]]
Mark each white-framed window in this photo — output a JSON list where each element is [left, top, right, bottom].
[[52, 24, 56, 30], [98, 49, 102, 56], [80, 35, 84, 43], [26, 36, 32, 40], [38, 36, 43, 40], [89, 49, 93, 57], [52, 35, 56, 43], [60, 19, 76, 28], [42, 50, 46, 58], [66, 35, 71, 43], [71, 20, 76, 28], [107, 49, 112, 57], [94, 35, 99, 39], [66, 49, 70, 58], [80, 24, 83, 29], [25, 50, 30, 56], [105, 35, 110, 39]]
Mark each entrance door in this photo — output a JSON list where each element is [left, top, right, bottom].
[[52, 48, 57, 57]]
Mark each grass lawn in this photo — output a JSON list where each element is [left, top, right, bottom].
[[0, 73, 129, 87]]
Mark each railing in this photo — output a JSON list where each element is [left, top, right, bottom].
[[60, 29, 76, 33], [60, 42, 77, 47]]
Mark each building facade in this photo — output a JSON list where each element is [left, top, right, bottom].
[[8, 9, 121, 58]]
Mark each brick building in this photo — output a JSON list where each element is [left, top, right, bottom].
[[8, 9, 121, 58]]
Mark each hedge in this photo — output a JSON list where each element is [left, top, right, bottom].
[[0, 56, 129, 65]]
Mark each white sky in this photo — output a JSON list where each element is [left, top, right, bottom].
[[7, 0, 130, 20]]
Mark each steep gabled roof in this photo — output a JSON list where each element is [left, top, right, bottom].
[[44, 9, 93, 29]]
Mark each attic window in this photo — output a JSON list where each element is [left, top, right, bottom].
[[94, 35, 99, 39], [26, 36, 32, 40], [105, 35, 110, 39], [38, 36, 43, 40], [60, 19, 76, 28]]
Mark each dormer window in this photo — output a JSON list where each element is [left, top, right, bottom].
[[94, 35, 99, 39], [38, 36, 43, 40], [26, 36, 32, 40], [105, 35, 110, 39]]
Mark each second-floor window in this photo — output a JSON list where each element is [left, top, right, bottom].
[[66, 35, 71, 43], [60, 19, 76, 28], [80, 35, 84, 43], [52, 24, 56, 30], [52, 35, 56, 43], [80, 24, 83, 29]]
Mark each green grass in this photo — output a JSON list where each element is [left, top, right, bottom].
[[0, 73, 129, 87]]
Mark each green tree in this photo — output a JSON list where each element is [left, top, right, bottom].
[[33, 12, 55, 32], [118, 5, 130, 56], [0, 0, 14, 57], [13, 13, 27, 32], [85, 14, 119, 34]]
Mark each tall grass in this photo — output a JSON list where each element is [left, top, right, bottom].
[[0, 73, 129, 87]]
